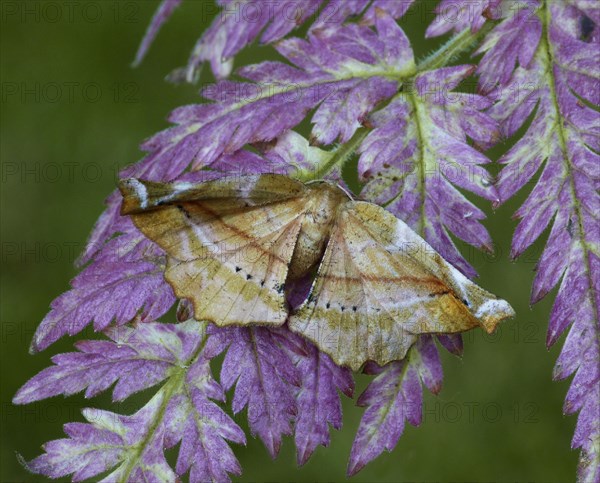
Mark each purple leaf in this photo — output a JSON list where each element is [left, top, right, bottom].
[[348, 358, 420, 476], [31, 229, 175, 352], [127, 13, 412, 185], [133, 0, 182, 67], [27, 399, 176, 483], [219, 326, 300, 457], [138, 0, 416, 80], [476, 1, 542, 93], [348, 336, 443, 475], [178, 0, 325, 80], [481, 2, 600, 480], [15, 322, 204, 404], [80, 13, 416, 264], [22, 321, 246, 483], [359, 65, 499, 278], [293, 339, 354, 465], [426, 0, 502, 38], [437, 334, 464, 357]]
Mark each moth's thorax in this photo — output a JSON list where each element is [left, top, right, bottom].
[[287, 182, 349, 281]]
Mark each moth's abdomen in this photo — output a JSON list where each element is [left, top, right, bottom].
[[287, 184, 347, 281]]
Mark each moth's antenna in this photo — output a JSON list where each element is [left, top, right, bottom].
[[304, 178, 355, 200], [334, 182, 355, 201]]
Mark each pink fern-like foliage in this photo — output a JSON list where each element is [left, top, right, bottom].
[[292, 336, 355, 466], [465, 1, 599, 480], [17, 322, 246, 482], [134, 0, 416, 80], [14, 1, 599, 481], [359, 64, 499, 277], [349, 335, 442, 475], [31, 223, 175, 352], [218, 326, 300, 457]]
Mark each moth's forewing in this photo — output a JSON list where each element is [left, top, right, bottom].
[[118, 174, 306, 215], [348, 202, 515, 334], [119, 174, 308, 326], [289, 201, 515, 370]]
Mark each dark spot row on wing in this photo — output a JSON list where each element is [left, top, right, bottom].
[[232, 266, 268, 290], [319, 301, 375, 312]]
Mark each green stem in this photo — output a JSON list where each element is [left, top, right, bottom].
[[119, 322, 208, 483], [296, 128, 369, 182], [417, 22, 496, 73], [406, 88, 430, 237]]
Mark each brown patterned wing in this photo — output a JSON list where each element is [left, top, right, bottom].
[[119, 174, 308, 326], [120, 174, 306, 215], [289, 201, 514, 370]]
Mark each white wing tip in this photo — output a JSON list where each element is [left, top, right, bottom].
[[475, 298, 515, 333]]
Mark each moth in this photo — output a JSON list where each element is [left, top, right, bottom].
[[119, 174, 514, 370]]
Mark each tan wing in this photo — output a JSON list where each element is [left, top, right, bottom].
[[289, 201, 515, 370], [120, 174, 306, 215], [119, 174, 308, 326]]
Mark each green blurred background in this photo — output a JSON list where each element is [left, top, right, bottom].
[[1, 1, 577, 481]]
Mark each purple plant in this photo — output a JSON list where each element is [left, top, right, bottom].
[[475, 2, 599, 481], [14, 1, 599, 481]]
